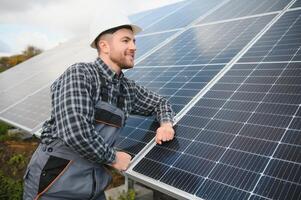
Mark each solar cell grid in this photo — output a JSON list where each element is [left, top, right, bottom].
[[133, 60, 301, 199], [130, 1, 186, 30], [135, 31, 176, 59], [291, 0, 301, 8], [139, 14, 275, 66], [0, 87, 51, 132], [141, 0, 221, 34], [239, 10, 301, 62], [116, 64, 225, 156], [199, 0, 291, 24]]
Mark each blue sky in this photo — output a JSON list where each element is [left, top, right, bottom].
[[0, 0, 182, 56]]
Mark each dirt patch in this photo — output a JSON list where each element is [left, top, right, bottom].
[[0, 139, 38, 179]]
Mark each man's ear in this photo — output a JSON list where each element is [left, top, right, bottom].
[[98, 40, 110, 54]]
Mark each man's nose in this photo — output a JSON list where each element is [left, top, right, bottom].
[[129, 40, 136, 51]]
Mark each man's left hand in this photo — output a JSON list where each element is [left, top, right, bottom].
[[155, 122, 175, 145]]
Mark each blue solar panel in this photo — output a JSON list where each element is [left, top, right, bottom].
[[239, 10, 301, 62], [141, 0, 222, 34], [199, 0, 291, 24], [133, 61, 301, 200], [130, 1, 187, 32], [116, 64, 225, 156], [139, 14, 275, 66], [291, 0, 301, 8], [135, 31, 177, 59], [130, 7, 301, 200]]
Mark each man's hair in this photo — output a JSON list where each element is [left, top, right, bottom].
[[95, 25, 133, 53]]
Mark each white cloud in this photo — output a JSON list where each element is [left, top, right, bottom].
[[15, 31, 59, 52], [0, 0, 184, 55]]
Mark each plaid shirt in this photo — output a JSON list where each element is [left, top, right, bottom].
[[41, 58, 174, 164]]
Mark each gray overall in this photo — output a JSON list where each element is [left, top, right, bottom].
[[23, 78, 126, 200]]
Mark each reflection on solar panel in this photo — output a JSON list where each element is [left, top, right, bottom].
[[141, 0, 222, 34], [1, 0, 301, 199], [199, 0, 291, 24], [130, 1, 188, 30], [139, 15, 275, 66], [135, 31, 176, 59]]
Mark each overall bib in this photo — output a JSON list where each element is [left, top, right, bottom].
[[23, 77, 126, 200]]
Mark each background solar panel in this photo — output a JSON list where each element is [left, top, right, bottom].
[[0, 87, 51, 132], [199, 0, 291, 24], [131, 5, 301, 200]]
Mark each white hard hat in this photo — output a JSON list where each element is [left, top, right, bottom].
[[89, 12, 142, 49]]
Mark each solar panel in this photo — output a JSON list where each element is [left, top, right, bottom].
[[116, 64, 225, 156], [135, 31, 177, 59], [291, 0, 301, 8], [141, 0, 222, 34], [130, 1, 188, 31], [199, 0, 291, 24], [131, 64, 301, 199], [0, 87, 51, 132], [239, 9, 301, 62], [128, 5, 301, 200], [115, 13, 277, 157], [139, 14, 275, 66]]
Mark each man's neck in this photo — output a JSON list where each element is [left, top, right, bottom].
[[99, 55, 121, 75]]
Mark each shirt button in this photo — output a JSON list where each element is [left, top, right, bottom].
[[47, 147, 53, 152], [42, 171, 47, 176]]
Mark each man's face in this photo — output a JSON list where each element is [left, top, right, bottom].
[[108, 28, 136, 69]]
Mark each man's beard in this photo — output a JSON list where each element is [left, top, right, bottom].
[[110, 53, 134, 69]]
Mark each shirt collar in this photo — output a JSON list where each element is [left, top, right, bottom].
[[95, 57, 124, 82]]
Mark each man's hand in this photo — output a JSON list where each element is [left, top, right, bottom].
[[155, 122, 175, 145], [111, 151, 132, 171]]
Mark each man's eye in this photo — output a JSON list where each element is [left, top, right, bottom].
[[123, 40, 129, 43]]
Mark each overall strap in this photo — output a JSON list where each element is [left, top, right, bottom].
[[99, 75, 109, 102], [117, 84, 125, 109]]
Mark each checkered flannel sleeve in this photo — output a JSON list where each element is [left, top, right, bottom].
[[130, 82, 175, 124], [54, 64, 116, 164]]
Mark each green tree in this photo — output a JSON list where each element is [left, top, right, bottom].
[[22, 46, 42, 58]]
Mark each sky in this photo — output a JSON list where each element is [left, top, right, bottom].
[[0, 0, 182, 57]]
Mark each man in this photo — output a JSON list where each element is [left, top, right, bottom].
[[23, 13, 175, 200]]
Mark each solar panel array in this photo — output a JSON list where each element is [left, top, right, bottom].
[[0, 0, 301, 199], [127, 1, 301, 200]]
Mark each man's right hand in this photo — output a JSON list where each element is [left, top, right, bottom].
[[111, 151, 132, 171]]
